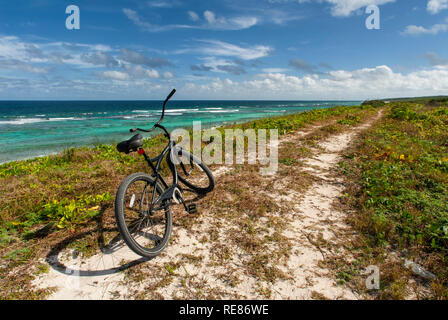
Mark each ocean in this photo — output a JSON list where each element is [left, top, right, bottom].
[[0, 100, 359, 164]]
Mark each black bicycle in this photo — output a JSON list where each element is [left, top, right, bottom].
[[114, 89, 215, 258]]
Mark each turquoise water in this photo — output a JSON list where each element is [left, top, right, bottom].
[[0, 100, 359, 163]]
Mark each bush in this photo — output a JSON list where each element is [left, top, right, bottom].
[[40, 192, 111, 230], [361, 100, 386, 108]]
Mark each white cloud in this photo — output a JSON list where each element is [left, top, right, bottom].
[[204, 10, 216, 24], [147, 0, 180, 8], [0, 35, 115, 69], [163, 71, 174, 79], [194, 40, 272, 60], [0, 59, 48, 74], [0, 36, 42, 62], [202, 10, 258, 30], [228, 16, 258, 29], [98, 64, 162, 82], [402, 23, 448, 35], [427, 0, 448, 14], [0, 35, 178, 82], [296, 0, 396, 17], [188, 11, 199, 21], [262, 68, 289, 73], [0, 36, 108, 70], [122, 64, 160, 79], [191, 57, 247, 75], [4, 63, 448, 100], [123, 8, 191, 32], [99, 71, 130, 81], [328, 0, 396, 16], [123, 8, 257, 31], [182, 65, 448, 99]]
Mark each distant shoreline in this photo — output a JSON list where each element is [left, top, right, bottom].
[[0, 109, 298, 166], [0, 100, 360, 164]]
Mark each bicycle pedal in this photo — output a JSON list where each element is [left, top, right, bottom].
[[187, 204, 198, 214]]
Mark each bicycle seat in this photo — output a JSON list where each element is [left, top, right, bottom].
[[117, 134, 143, 154]]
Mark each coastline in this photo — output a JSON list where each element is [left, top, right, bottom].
[[0, 104, 356, 166], [1, 100, 448, 300], [0, 100, 360, 164]]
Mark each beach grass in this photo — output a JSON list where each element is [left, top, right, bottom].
[[0, 104, 371, 299], [337, 99, 448, 299], [2, 100, 448, 299], [0, 104, 367, 235]]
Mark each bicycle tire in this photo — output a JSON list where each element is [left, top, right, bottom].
[[115, 172, 172, 258], [167, 148, 215, 194]]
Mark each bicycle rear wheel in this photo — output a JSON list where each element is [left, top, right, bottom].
[[115, 173, 172, 258], [167, 147, 215, 194]]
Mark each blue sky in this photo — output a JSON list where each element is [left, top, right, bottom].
[[0, 0, 447, 100]]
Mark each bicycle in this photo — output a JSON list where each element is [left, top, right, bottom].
[[114, 89, 215, 258]]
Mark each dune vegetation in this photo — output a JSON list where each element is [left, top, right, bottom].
[[337, 99, 448, 299], [0, 99, 447, 299]]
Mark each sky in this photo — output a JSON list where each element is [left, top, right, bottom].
[[0, 0, 447, 100]]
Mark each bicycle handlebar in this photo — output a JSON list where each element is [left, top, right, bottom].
[[130, 89, 176, 134], [166, 89, 176, 101]]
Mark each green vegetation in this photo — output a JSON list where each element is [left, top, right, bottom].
[[384, 96, 448, 104], [0, 97, 436, 300], [40, 192, 111, 230], [0, 104, 376, 299], [339, 100, 448, 299], [361, 100, 386, 108], [0, 104, 370, 232], [338, 114, 362, 126]]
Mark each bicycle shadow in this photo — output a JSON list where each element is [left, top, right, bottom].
[[45, 191, 204, 278], [45, 218, 152, 277]]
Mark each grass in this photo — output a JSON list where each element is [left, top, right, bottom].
[[337, 99, 448, 299], [0, 103, 380, 299]]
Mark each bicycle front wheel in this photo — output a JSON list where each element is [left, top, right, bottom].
[[167, 147, 215, 195], [115, 173, 172, 258]]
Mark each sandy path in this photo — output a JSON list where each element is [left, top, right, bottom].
[[33, 110, 383, 300], [270, 110, 383, 299]]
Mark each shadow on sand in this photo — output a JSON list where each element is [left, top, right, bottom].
[[45, 219, 152, 277]]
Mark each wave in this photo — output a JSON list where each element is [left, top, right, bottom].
[[132, 110, 151, 113], [0, 118, 43, 125], [131, 108, 199, 114], [204, 109, 240, 113], [0, 117, 85, 125], [120, 114, 158, 119], [166, 108, 199, 113]]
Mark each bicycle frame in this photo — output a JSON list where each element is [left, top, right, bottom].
[[137, 123, 186, 213], [127, 89, 197, 214]]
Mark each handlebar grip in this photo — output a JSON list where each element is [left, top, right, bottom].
[[166, 89, 176, 101]]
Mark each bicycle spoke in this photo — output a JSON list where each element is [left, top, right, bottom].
[[119, 177, 170, 252]]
